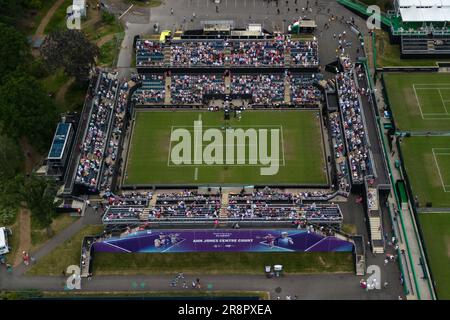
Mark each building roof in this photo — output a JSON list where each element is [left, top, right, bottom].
[[398, 0, 450, 22], [48, 123, 72, 160]]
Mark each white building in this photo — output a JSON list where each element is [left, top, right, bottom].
[[395, 0, 450, 22], [72, 0, 87, 17]]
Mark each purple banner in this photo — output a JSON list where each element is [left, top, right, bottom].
[[93, 229, 353, 253]]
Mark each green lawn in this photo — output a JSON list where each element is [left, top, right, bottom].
[[44, 0, 73, 34], [27, 225, 104, 276], [384, 73, 450, 132], [400, 137, 450, 208], [125, 110, 328, 186], [40, 291, 269, 299], [98, 38, 118, 67], [30, 214, 78, 250], [63, 81, 88, 112], [374, 30, 446, 67], [93, 252, 353, 275], [419, 213, 450, 300]]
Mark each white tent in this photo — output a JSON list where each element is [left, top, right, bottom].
[[396, 0, 450, 22], [72, 0, 86, 17]]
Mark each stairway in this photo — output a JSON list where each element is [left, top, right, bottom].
[[165, 76, 171, 104], [225, 74, 231, 95], [140, 208, 151, 221], [369, 215, 384, 254], [284, 75, 291, 104], [220, 192, 229, 219], [163, 47, 171, 66]]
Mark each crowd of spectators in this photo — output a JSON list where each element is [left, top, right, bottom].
[[152, 192, 221, 218], [231, 74, 284, 104], [229, 41, 285, 66], [329, 111, 351, 193], [298, 203, 343, 223], [136, 39, 320, 68], [102, 192, 153, 223], [75, 72, 117, 189], [336, 57, 372, 184], [289, 73, 322, 105], [171, 41, 225, 66], [288, 40, 319, 67], [99, 82, 129, 192], [172, 74, 225, 104], [133, 74, 165, 104], [136, 40, 164, 66]]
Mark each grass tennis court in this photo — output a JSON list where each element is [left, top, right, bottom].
[[418, 213, 450, 300], [400, 137, 450, 208], [92, 252, 353, 275], [384, 73, 450, 132], [125, 110, 327, 185]]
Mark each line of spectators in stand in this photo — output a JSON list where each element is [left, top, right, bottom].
[[132, 74, 165, 104], [99, 82, 129, 193], [102, 206, 145, 222], [102, 192, 152, 223], [231, 74, 284, 104], [336, 57, 371, 184], [75, 72, 118, 189], [288, 40, 319, 67], [229, 41, 285, 66], [151, 192, 221, 218], [289, 73, 323, 105], [298, 203, 343, 223], [171, 41, 225, 66], [136, 40, 164, 66], [171, 74, 225, 104], [329, 112, 351, 193], [136, 38, 319, 68]]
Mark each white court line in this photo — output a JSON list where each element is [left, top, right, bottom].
[[438, 89, 449, 113], [280, 125, 286, 166], [167, 125, 174, 167], [432, 148, 450, 193], [412, 84, 425, 120], [194, 167, 198, 181]]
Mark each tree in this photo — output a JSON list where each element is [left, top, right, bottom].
[[0, 23, 31, 83], [0, 70, 59, 151], [40, 30, 99, 83], [19, 175, 61, 235], [0, 135, 24, 181]]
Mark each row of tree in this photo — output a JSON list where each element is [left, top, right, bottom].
[[0, 3, 99, 231]]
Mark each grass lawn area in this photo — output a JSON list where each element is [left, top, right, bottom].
[[27, 225, 104, 276], [125, 110, 327, 186], [84, 20, 124, 43], [44, 0, 73, 34], [39, 69, 69, 96], [98, 38, 118, 67], [41, 290, 269, 299], [374, 30, 446, 67], [93, 252, 353, 275], [419, 213, 450, 300], [64, 81, 88, 111], [126, 0, 163, 7], [16, 0, 58, 35], [400, 137, 450, 208], [30, 214, 79, 250], [383, 73, 450, 132]]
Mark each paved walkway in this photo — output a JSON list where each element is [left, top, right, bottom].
[[34, 0, 66, 39], [374, 79, 435, 300], [13, 208, 31, 267]]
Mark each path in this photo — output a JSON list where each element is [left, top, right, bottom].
[[34, 0, 66, 39], [55, 78, 75, 106], [13, 208, 31, 267], [96, 34, 116, 47]]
